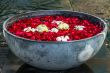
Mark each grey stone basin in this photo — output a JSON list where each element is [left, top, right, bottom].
[[3, 10, 107, 70]]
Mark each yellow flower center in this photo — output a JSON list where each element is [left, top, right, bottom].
[[57, 22, 69, 30], [36, 24, 49, 33]]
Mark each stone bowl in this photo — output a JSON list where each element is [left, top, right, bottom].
[[3, 10, 107, 70]]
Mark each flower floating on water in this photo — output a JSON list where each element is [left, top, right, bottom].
[[52, 20, 69, 30], [56, 36, 69, 41], [23, 27, 32, 32], [58, 22, 69, 30], [23, 27, 36, 32], [36, 24, 49, 33], [50, 28, 59, 33], [31, 28, 36, 32], [74, 25, 85, 30], [52, 20, 62, 25]]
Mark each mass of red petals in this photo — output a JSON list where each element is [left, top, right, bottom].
[[8, 15, 103, 41]]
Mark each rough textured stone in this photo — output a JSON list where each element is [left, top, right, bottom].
[[70, 0, 110, 18]]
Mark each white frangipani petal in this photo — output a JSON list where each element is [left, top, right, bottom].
[[56, 36, 69, 41], [50, 28, 59, 33], [52, 20, 62, 25], [31, 28, 36, 32], [23, 27, 32, 32], [52, 20, 69, 30], [56, 37, 62, 41], [74, 25, 85, 30]]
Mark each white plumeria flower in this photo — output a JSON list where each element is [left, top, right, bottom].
[[65, 36, 69, 39], [23, 27, 32, 32], [31, 28, 36, 32], [52, 20, 69, 30], [23, 27, 37, 32], [51, 20, 62, 25], [62, 38, 68, 41], [74, 25, 85, 30], [50, 28, 59, 33], [56, 36, 69, 41], [56, 37, 62, 41], [36, 24, 49, 33]]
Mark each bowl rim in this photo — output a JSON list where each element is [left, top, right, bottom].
[[3, 10, 108, 43]]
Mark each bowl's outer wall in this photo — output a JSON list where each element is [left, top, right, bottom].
[[3, 10, 107, 70]]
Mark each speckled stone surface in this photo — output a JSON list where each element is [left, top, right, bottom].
[[3, 10, 107, 70]]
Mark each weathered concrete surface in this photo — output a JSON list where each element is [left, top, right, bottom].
[[70, 0, 110, 18]]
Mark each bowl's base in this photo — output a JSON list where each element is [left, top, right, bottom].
[[16, 63, 93, 73]]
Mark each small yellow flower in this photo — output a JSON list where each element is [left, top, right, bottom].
[[52, 20, 69, 30], [58, 22, 69, 30], [36, 24, 49, 33]]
